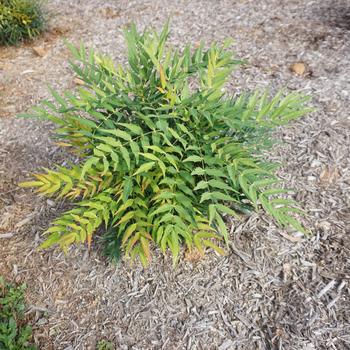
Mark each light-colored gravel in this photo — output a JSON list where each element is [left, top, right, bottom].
[[1, 0, 349, 349]]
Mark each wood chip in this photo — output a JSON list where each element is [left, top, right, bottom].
[[319, 166, 339, 185], [317, 280, 336, 299], [290, 62, 306, 76], [32, 46, 49, 57], [277, 230, 303, 242], [15, 216, 33, 228], [0, 232, 15, 239], [219, 340, 234, 350], [73, 77, 85, 86]]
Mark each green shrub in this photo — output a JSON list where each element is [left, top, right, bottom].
[[0, 0, 45, 46], [0, 277, 37, 350], [20, 23, 311, 265]]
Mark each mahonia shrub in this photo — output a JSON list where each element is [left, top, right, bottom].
[[20, 23, 311, 266], [0, 0, 45, 46]]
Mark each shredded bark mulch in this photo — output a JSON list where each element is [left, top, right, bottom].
[[0, 0, 349, 349]]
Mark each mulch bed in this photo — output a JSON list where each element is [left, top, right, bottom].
[[0, 0, 349, 349]]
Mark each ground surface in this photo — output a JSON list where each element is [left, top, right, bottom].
[[0, 0, 349, 349]]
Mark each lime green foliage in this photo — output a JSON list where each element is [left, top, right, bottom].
[[0, 277, 37, 350], [97, 340, 114, 350], [0, 0, 45, 46], [20, 23, 311, 265]]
